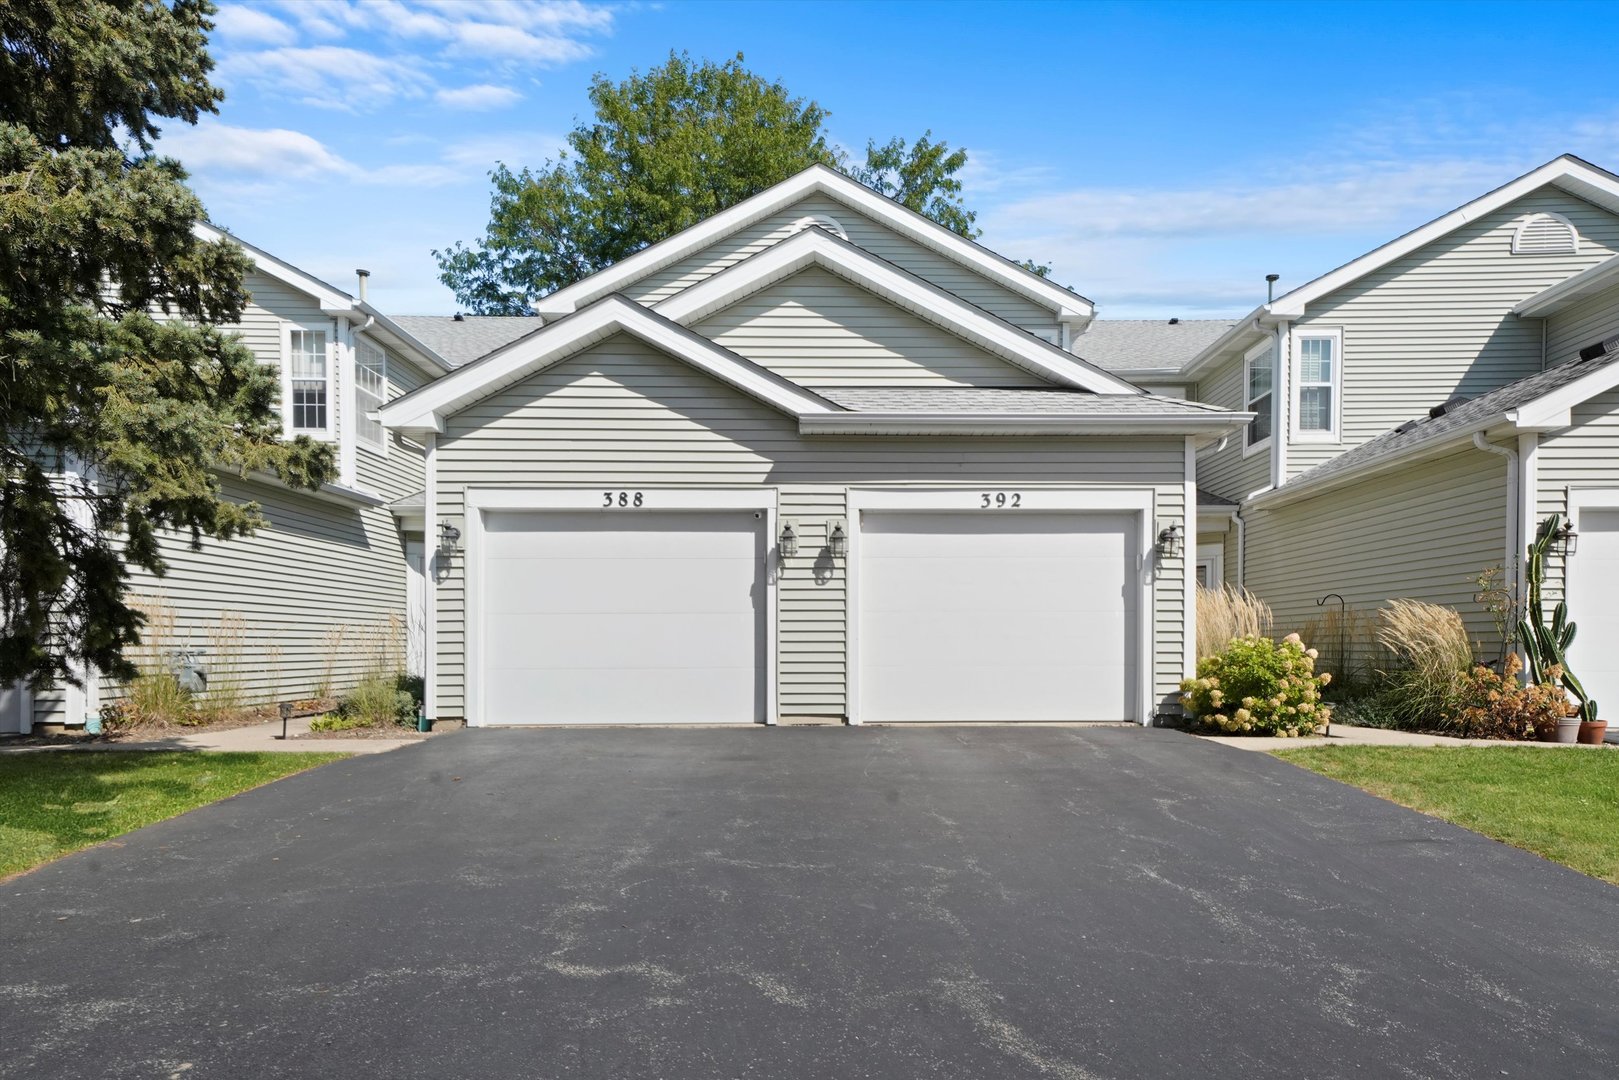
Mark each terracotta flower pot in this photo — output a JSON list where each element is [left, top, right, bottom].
[[1555, 718, 1582, 744], [1578, 720, 1608, 745]]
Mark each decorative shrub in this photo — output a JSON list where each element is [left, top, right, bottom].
[[1196, 584, 1273, 659], [1181, 633, 1332, 737], [1447, 653, 1575, 740]]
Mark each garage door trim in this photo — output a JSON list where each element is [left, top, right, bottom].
[[846, 487, 1156, 727], [463, 487, 779, 727]]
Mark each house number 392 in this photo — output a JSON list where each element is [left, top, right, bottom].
[[981, 492, 1022, 508], [603, 491, 644, 508]]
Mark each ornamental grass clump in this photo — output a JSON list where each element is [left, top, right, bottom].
[[1376, 599, 1475, 728], [1181, 633, 1332, 737], [1195, 584, 1274, 659]]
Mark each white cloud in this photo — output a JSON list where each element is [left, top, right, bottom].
[[212, 5, 298, 45], [439, 131, 568, 170], [434, 83, 523, 111], [158, 123, 352, 180], [443, 20, 594, 63], [220, 45, 428, 111]]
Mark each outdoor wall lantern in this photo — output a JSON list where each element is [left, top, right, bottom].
[[827, 521, 848, 559], [779, 521, 799, 559], [1156, 522, 1182, 559], [1557, 519, 1579, 557], [437, 520, 461, 554]]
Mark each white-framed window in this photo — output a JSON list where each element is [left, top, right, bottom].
[[282, 326, 333, 439], [1244, 340, 1273, 455], [1196, 546, 1225, 590], [355, 338, 388, 453], [1512, 212, 1579, 255], [1292, 327, 1341, 441]]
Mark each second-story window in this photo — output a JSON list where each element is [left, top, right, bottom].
[[1294, 328, 1341, 439], [286, 329, 330, 436], [355, 339, 388, 452], [1244, 342, 1273, 451]]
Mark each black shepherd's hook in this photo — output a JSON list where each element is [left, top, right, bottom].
[[1317, 594, 1347, 738]]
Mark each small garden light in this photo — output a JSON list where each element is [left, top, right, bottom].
[[277, 700, 292, 741], [779, 521, 799, 559], [1156, 523, 1182, 559], [827, 521, 848, 558]]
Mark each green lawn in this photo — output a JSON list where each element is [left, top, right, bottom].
[[0, 751, 344, 878], [1276, 746, 1619, 884]]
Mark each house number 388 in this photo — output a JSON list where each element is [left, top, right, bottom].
[[603, 491, 644, 508], [981, 492, 1022, 508]]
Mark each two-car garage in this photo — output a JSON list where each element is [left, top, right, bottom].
[[466, 489, 1149, 727]]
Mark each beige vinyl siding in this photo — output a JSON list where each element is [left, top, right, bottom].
[[1543, 278, 1619, 368], [431, 333, 1189, 720], [1287, 191, 1619, 479], [62, 479, 412, 726], [1535, 388, 1619, 607], [355, 346, 430, 503], [693, 266, 1046, 386], [1194, 352, 1270, 501], [1243, 445, 1509, 679], [624, 194, 1058, 334]]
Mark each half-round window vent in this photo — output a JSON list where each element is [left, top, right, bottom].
[[1512, 212, 1579, 255], [790, 214, 848, 241]]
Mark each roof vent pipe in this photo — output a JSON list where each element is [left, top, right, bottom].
[[356, 268, 370, 303], [1265, 273, 1280, 303]]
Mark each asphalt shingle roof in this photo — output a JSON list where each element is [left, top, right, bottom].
[[809, 386, 1235, 417], [390, 315, 541, 367], [1291, 350, 1619, 487], [1070, 319, 1238, 373]]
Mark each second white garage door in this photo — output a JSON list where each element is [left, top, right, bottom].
[[479, 511, 766, 724], [857, 511, 1138, 723], [1568, 507, 1619, 730]]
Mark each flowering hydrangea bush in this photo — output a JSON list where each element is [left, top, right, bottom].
[[1180, 633, 1331, 737]]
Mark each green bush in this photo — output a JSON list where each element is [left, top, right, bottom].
[[331, 672, 418, 728], [1181, 633, 1332, 737], [308, 713, 372, 733]]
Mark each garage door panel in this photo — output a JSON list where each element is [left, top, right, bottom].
[[859, 509, 1136, 723], [484, 557, 760, 615], [1570, 508, 1619, 723], [484, 664, 758, 725], [486, 611, 758, 669], [479, 509, 765, 725]]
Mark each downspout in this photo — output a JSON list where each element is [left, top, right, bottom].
[[1234, 484, 1273, 590], [1472, 432, 1520, 660]]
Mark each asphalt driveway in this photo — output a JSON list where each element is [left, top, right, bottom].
[[3, 727, 1616, 1079]]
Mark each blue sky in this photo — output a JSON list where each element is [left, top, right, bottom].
[[164, 0, 1619, 318]]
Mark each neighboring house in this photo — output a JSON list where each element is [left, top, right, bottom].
[[1095, 155, 1619, 724], [380, 165, 1249, 727], [2, 231, 460, 735]]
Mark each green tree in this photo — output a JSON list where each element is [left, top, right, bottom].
[[0, 0, 333, 689], [436, 52, 1014, 314]]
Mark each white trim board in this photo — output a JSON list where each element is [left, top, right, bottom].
[[844, 486, 1158, 727], [460, 487, 780, 728], [653, 227, 1138, 394], [531, 164, 1094, 327]]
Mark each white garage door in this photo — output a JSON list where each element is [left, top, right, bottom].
[[858, 512, 1138, 722], [1569, 508, 1619, 724], [479, 511, 766, 724]]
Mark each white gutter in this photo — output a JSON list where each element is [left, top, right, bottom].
[[797, 413, 1254, 437]]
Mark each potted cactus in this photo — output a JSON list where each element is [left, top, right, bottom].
[[1518, 515, 1599, 743]]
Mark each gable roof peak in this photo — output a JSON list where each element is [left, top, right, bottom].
[[530, 163, 1093, 325]]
